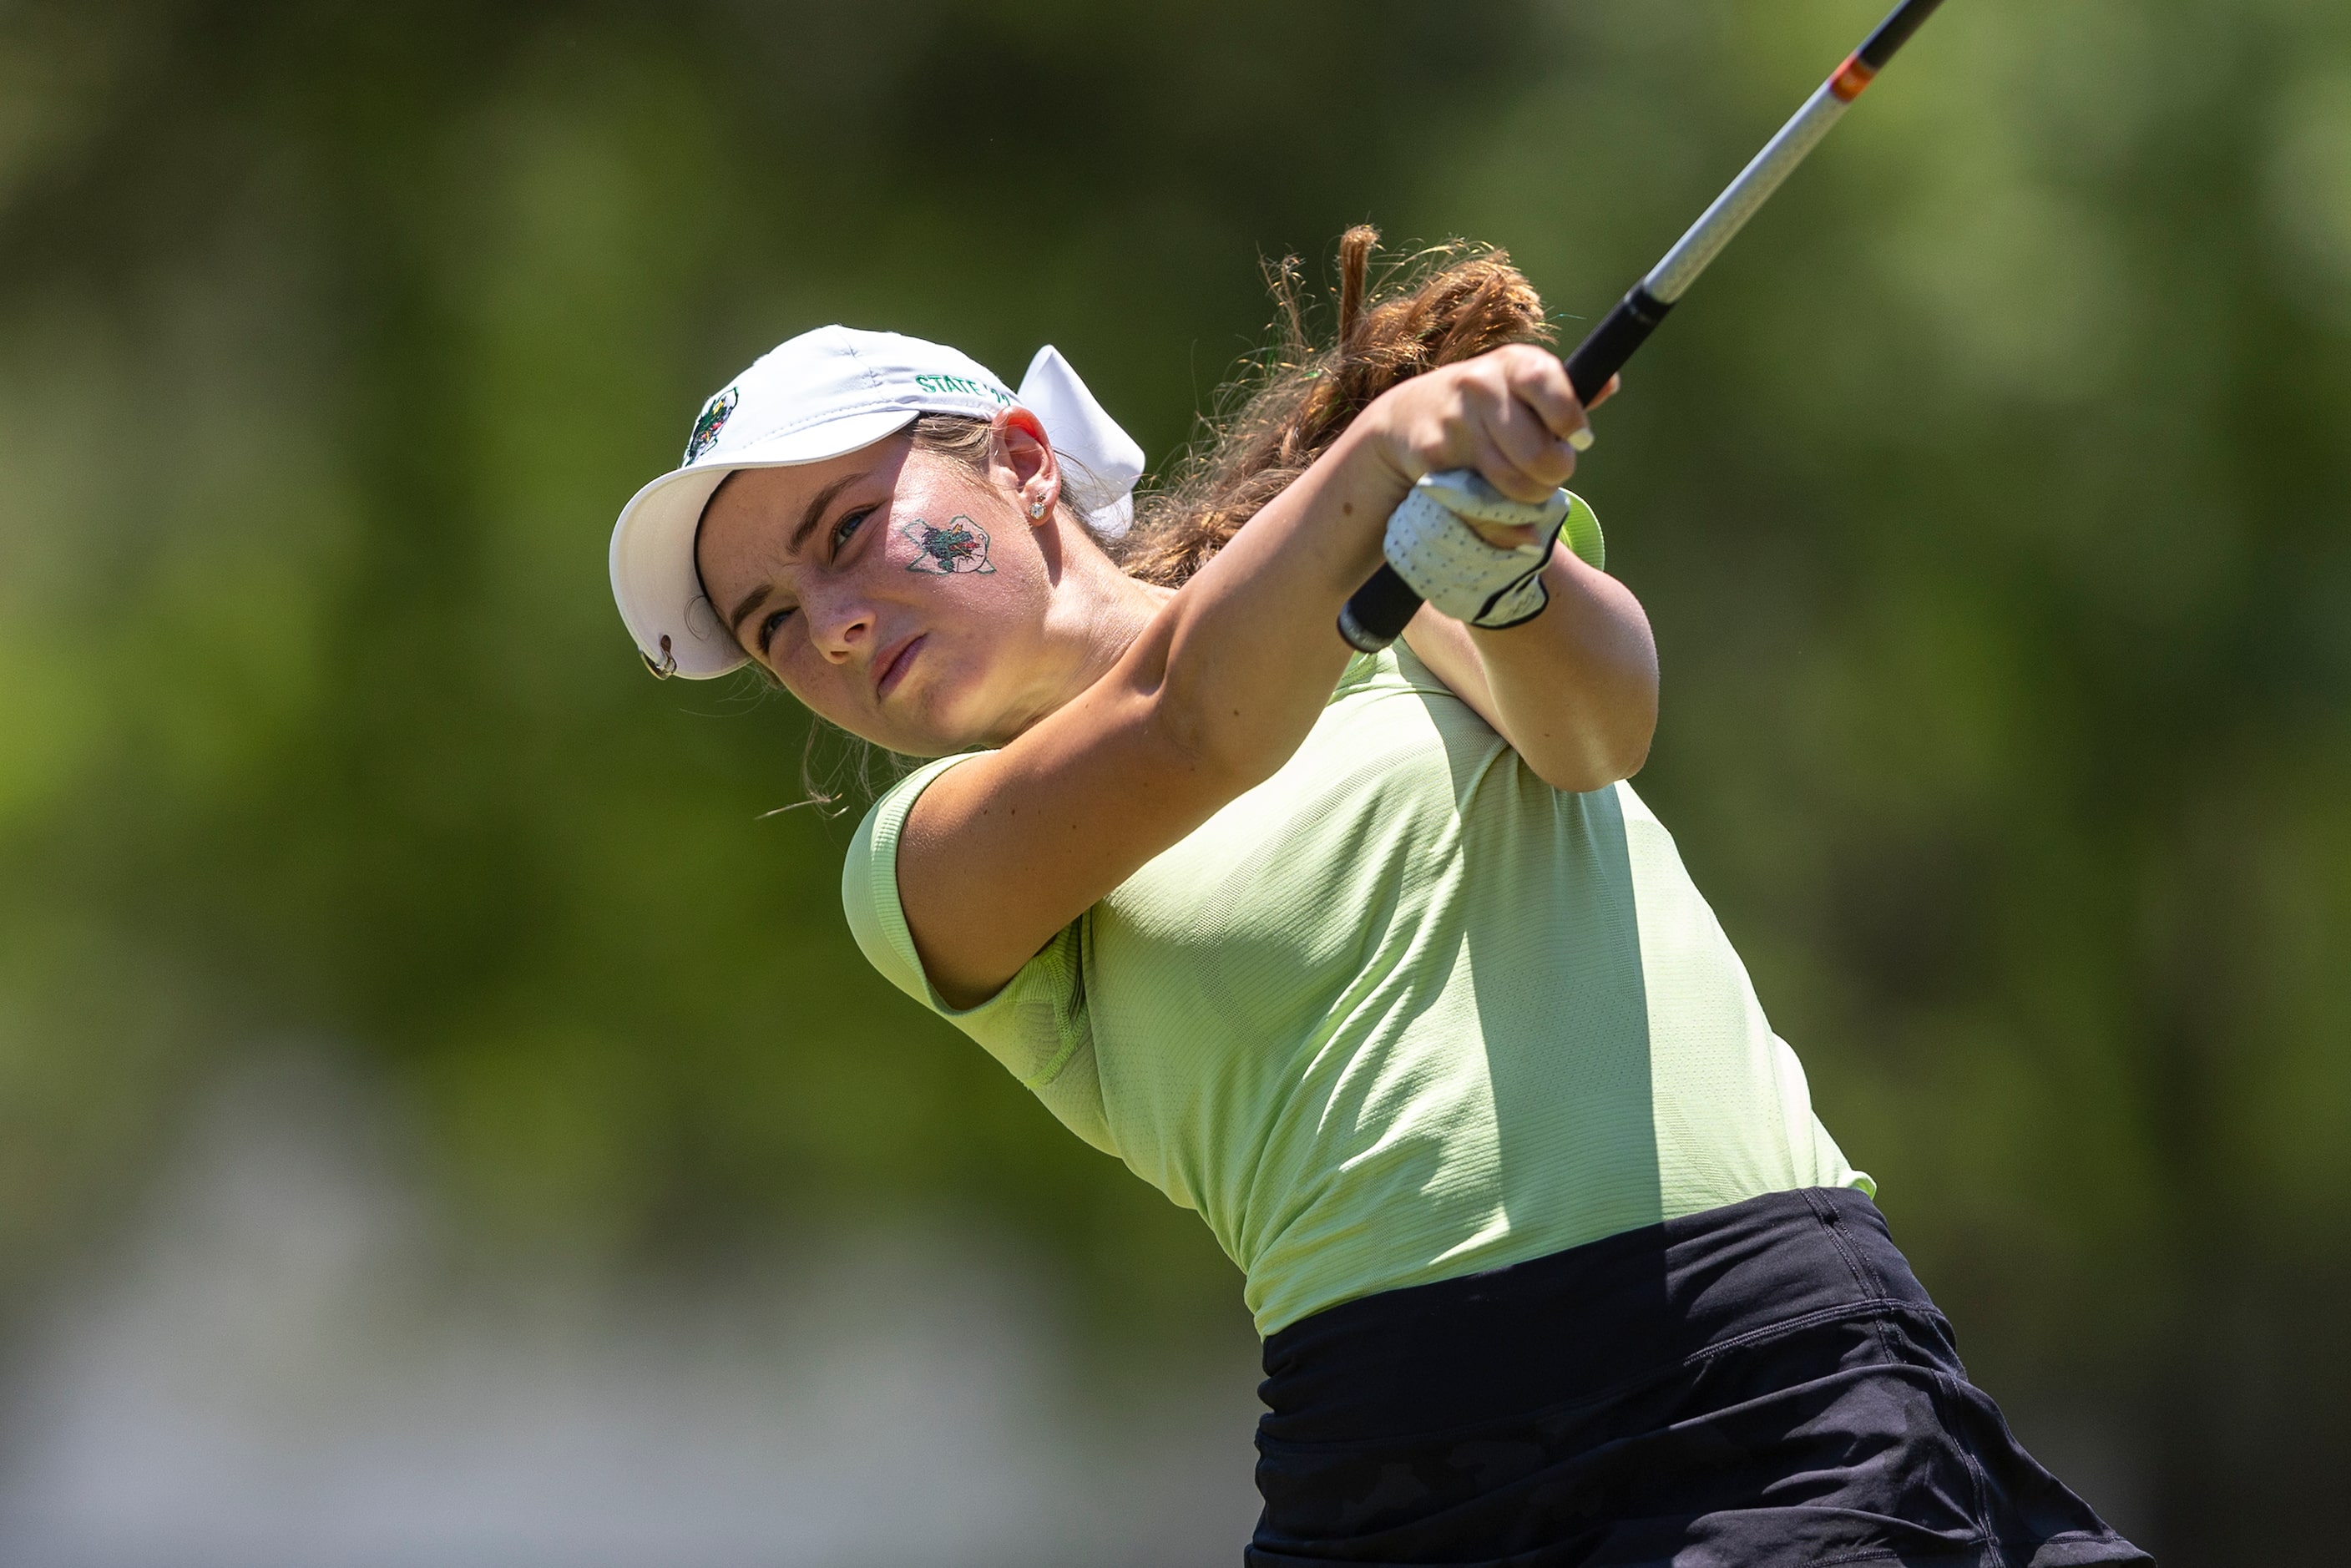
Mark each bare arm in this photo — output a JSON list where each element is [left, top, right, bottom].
[[898, 421, 1400, 1006], [898, 345, 1642, 1006], [1399, 543, 1657, 792]]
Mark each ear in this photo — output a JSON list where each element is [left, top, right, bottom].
[[993, 406, 1060, 528]]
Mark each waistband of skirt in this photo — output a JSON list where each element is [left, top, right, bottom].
[[1257, 1186, 1940, 1446]]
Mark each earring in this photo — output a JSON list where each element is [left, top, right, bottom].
[[1028, 494, 1048, 519]]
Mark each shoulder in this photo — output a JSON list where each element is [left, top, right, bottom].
[[842, 753, 983, 1002]]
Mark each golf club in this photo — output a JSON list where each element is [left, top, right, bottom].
[[1338, 0, 1948, 652]]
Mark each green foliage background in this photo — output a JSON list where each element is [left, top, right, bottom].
[[3, 0, 2347, 1557]]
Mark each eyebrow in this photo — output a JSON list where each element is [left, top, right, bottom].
[[724, 471, 867, 640], [725, 582, 771, 640], [791, 473, 862, 556]]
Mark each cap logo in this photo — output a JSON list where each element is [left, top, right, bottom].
[[685, 387, 740, 463], [913, 373, 1012, 407]]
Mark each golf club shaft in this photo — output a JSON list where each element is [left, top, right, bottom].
[[1337, 0, 1947, 654]]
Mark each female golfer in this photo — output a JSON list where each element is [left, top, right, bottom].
[[609, 235, 2147, 1566]]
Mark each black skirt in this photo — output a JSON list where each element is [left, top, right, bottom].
[[1250, 1187, 2150, 1567]]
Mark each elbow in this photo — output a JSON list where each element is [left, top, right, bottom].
[[1130, 606, 1324, 797], [1131, 659, 1293, 802], [1531, 740, 1650, 795], [1146, 686, 1288, 798], [1526, 693, 1657, 794]]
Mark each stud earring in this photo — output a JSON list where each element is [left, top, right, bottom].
[[1028, 494, 1048, 519]]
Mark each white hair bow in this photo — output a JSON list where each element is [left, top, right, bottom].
[[1015, 346, 1146, 538]]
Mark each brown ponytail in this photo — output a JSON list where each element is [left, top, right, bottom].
[[1117, 227, 1555, 588]]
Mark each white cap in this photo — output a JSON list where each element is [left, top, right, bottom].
[[609, 326, 1147, 679]]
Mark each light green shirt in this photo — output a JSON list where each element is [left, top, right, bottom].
[[844, 641, 1870, 1335]]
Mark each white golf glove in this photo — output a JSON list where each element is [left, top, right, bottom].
[[1383, 470, 1605, 630]]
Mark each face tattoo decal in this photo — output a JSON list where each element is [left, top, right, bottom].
[[898, 514, 995, 575]]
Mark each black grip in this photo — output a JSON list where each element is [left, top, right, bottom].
[[1337, 561, 1427, 654], [1335, 286, 1676, 653], [1563, 285, 1673, 403], [1858, 0, 1944, 69]]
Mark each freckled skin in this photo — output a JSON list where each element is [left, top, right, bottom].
[[693, 415, 1166, 760], [809, 346, 1650, 1009]]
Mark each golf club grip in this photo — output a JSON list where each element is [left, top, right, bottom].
[[1335, 0, 1946, 655], [1564, 285, 1673, 403], [1337, 288, 1673, 653]]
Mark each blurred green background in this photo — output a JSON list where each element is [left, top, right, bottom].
[[3, 0, 2347, 1560]]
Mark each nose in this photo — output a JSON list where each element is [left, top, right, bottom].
[[799, 579, 876, 665]]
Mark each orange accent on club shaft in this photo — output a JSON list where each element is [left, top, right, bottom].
[[1829, 53, 1878, 102]]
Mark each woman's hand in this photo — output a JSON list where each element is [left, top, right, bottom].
[[1355, 346, 1619, 547], [896, 342, 1642, 1006], [1357, 347, 1654, 794]]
